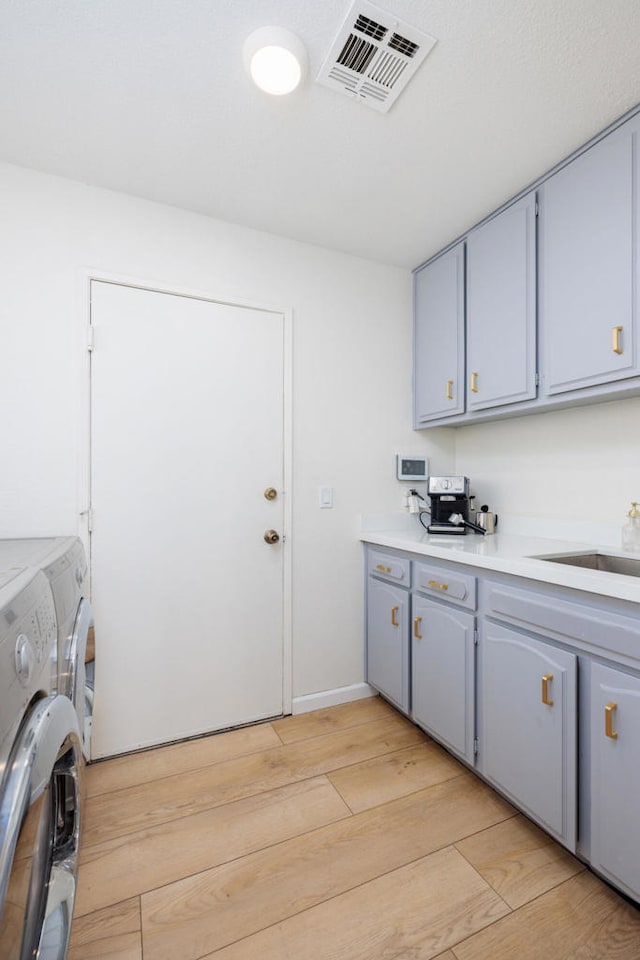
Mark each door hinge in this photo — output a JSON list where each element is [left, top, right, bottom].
[[535, 372, 540, 387], [535, 199, 539, 217], [473, 628, 478, 646], [80, 508, 94, 532], [87, 325, 95, 352], [473, 737, 479, 755]]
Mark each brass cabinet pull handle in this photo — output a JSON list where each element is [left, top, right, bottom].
[[391, 606, 400, 627], [376, 564, 392, 573], [413, 617, 423, 640], [605, 701, 618, 739], [446, 379, 454, 400], [470, 371, 479, 393], [541, 673, 554, 706], [427, 579, 449, 591], [612, 325, 624, 355]]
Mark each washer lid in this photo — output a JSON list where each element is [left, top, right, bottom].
[[0, 538, 74, 572], [0, 567, 26, 590]]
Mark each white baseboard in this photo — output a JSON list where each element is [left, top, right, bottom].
[[292, 682, 376, 716]]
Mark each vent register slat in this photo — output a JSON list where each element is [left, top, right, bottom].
[[317, 0, 437, 113], [389, 33, 419, 58], [338, 34, 378, 75], [354, 14, 387, 41], [369, 51, 408, 88]]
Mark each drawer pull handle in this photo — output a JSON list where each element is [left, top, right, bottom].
[[470, 371, 479, 393], [376, 564, 392, 573], [605, 701, 618, 740], [427, 579, 449, 591], [446, 379, 454, 400], [541, 673, 554, 706], [612, 325, 624, 355], [413, 617, 423, 640], [391, 606, 400, 627]]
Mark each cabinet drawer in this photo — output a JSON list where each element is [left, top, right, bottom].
[[414, 561, 476, 609], [483, 581, 640, 666], [368, 551, 410, 586]]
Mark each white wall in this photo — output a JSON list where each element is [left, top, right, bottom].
[[0, 161, 455, 704], [455, 396, 640, 545]]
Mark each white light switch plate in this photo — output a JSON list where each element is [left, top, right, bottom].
[[319, 486, 333, 509]]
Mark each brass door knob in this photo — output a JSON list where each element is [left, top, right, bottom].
[[264, 529, 280, 545], [264, 487, 278, 501]]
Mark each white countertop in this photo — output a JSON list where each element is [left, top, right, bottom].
[[360, 525, 640, 605]]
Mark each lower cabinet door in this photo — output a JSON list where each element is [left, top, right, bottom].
[[590, 663, 640, 900], [480, 622, 577, 850], [366, 576, 410, 713], [411, 595, 475, 763]]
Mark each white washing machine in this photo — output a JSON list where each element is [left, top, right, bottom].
[[0, 565, 82, 959], [0, 539, 94, 761]]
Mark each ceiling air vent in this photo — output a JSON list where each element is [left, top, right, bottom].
[[317, 0, 437, 113]]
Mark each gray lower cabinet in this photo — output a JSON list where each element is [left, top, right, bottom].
[[366, 573, 410, 714], [411, 593, 475, 764], [590, 662, 640, 900], [364, 545, 640, 901], [480, 621, 577, 850]]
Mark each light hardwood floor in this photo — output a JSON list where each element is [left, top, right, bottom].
[[69, 697, 640, 959]]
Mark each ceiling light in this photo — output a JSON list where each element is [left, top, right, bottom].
[[243, 26, 307, 96]]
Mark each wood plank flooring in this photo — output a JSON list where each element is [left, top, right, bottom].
[[70, 697, 640, 960]]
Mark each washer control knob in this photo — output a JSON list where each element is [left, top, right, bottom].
[[15, 634, 36, 686]]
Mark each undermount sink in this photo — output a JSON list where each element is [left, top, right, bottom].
[[536, 552, 640, 578]]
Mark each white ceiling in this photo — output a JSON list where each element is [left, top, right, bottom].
[[1, 0, 640, 268]]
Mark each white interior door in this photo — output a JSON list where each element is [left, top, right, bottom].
[[89, 280, 288, 757]]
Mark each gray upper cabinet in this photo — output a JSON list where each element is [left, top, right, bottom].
[[539, 114, 640, 394], [413, 242, 465, 424], [413, 107, 640, 428], [466, 194, 537, 411]]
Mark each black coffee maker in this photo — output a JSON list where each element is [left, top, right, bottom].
[[427, 476, 471, 534]]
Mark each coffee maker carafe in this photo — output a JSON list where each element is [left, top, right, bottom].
[[427, 476, 470, 534]]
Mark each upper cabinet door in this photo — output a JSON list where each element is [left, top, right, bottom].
[[540, 115, 639, 395], [466, 194, 537, 411], [413, 243, 465, 424]]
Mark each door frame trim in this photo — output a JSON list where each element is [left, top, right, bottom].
[[76, 268, 293, 716]]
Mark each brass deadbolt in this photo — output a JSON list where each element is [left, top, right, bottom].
[[264, 487, 278, 501], [264, 529, 280, 545]]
